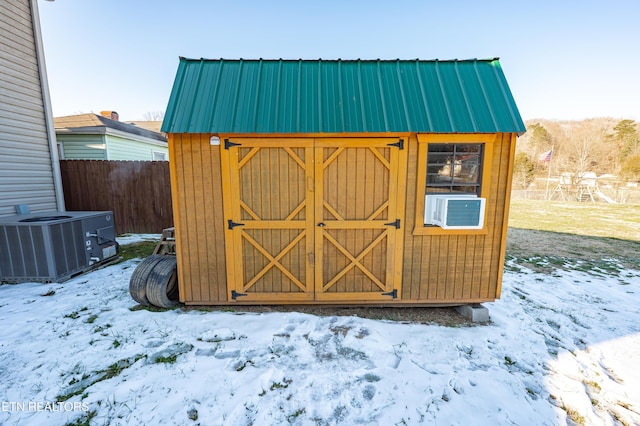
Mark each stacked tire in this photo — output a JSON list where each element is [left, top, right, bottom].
[[129, 255, 179, 308]]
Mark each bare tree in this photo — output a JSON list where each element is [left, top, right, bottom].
[[557, 121, 609, 183], [143, 111, 165, 121]]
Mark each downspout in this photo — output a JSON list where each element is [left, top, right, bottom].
[[30, 0, 66, 212]]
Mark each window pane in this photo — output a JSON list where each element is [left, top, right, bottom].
[[425, 143, 483, 196]]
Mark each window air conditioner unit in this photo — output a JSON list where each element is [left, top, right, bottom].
[[425, 195, 486, 230]]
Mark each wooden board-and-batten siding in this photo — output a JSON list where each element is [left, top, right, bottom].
[[169, 132, 516, 305], [402, 133, 516, 303], [0, 0, 60, 216]]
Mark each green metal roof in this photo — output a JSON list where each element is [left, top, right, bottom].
[[162, 58, 525, 135]]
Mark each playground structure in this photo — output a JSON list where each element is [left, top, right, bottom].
[[549, 172, 616, 203]]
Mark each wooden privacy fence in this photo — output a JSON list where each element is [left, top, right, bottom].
[[60, 160, 173, 234]]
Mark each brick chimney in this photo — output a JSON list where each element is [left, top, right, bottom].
[[100, 111, 119, 121]]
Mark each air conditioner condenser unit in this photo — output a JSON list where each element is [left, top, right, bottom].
[[0, 211, 118, 283]]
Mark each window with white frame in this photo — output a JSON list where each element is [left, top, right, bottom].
[[414, 134, 495, 235], [152, 151, 168, 161]]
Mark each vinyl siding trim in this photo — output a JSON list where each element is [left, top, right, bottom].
[[0, 0, 63, 216], [31, 0, 64, 211]]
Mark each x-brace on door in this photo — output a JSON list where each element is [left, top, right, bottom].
[[221, 137, 405, 302]]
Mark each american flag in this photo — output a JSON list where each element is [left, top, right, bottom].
[[538, 149, 553, 163]]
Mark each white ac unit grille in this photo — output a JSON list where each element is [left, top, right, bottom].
[[425, 195, 486, 230]]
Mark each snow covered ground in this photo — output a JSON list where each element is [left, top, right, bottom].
[[1, 239, 639, 425]]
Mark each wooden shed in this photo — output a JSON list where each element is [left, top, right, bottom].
[[161, 58, 525, 306]]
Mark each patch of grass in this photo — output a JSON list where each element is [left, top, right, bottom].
[[617, 400, 631, 410], [287, 408, 305, 423], [85, 315, 98, 324], [508, 252, 633, 276], [270, 378, 292, 391], [57, 354, 146, 402], [129, 305, 171, 313], [64, 410, 96, 426], [104, 354, 147, 380], [154, 354, 177, 364], [361, 373, 381, 383], [112, 340, 121, 348], [504, 356, 516, 366], [575, 259, 623, 276], [564, 407, 586, 426], [56, 388, 84, 403], [40, 289, 55, 297], [585, 380, 601, 392], [507, 201, 640, 271], [93, 323, 112, 334], [509, 200, 640, 242], [117, 240, 158, 261], [64, 311, 80, 320], [234, 359, 254, 371]]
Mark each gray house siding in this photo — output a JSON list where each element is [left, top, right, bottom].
[[0, 0, 63, 216]]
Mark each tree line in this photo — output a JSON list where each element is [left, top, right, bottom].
[[513, 118, 640, 189]]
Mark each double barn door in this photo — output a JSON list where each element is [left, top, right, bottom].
[[221, 138, 405, 302]]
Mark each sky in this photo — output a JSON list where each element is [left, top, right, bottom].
[[37, 0, 640, 122]]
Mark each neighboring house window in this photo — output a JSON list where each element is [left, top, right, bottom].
[[414, 134, 495, 235], [152, 151, 168, 161]]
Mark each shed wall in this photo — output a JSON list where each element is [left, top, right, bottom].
[[170, 132, 516, 305], [0, 0, 58, 216], [169, 134, 228, 304], [401, 133, 515, 303]]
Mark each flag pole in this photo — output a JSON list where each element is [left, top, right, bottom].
[[544, 146, 554, 200]]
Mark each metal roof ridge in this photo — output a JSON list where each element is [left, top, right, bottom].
[[177, 57, 501, 63]]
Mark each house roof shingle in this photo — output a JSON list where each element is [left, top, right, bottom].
[[54, 114, 167, 143]]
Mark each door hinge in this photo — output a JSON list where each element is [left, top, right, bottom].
[[231, 290, 247, 300], [227, 219, 245, 230], [384, 219, 401, 229], [382, 289, 398, 299], [387, 139, 404, 150], [224, 139, 241, 150]]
